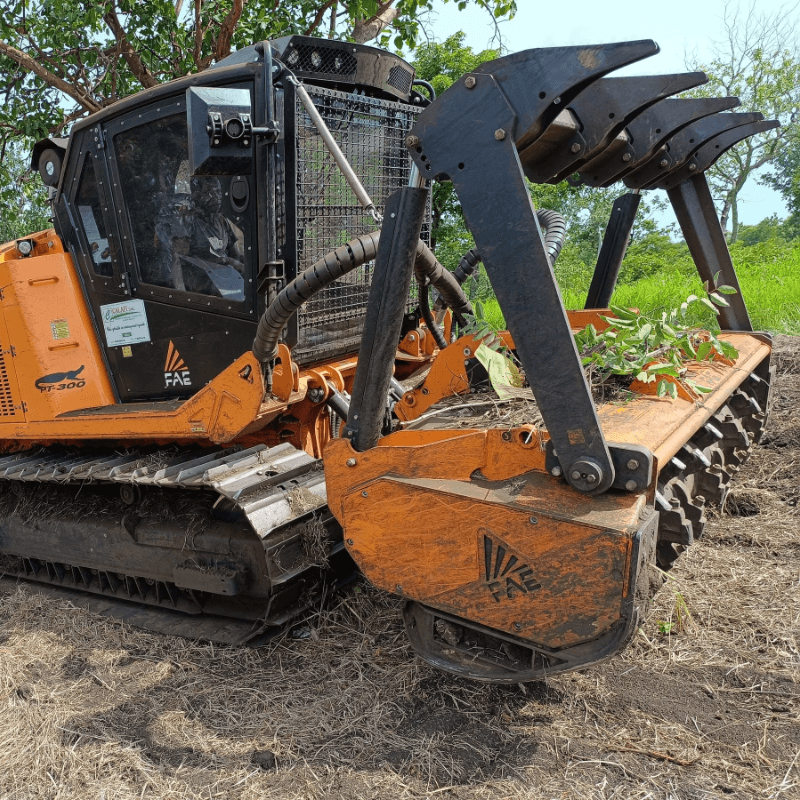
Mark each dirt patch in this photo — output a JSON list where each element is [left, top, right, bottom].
[[0, 337, 798, 799]]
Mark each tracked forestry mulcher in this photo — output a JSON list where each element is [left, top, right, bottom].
[[0, 35, 775, 682]]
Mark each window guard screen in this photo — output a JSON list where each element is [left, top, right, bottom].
[[292, 84, 430, 363]]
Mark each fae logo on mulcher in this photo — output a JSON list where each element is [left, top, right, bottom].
[[479, 527, 542, 603]]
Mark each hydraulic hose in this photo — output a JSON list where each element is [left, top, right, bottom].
[[252, 231, 380, 364], [252, 233, 472, 365], [536, 208, 567, 265], [413, 239, 473, 324], [418, 278, 448, 349]]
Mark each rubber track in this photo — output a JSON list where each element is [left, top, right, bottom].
[[0, 442, 355, 644]]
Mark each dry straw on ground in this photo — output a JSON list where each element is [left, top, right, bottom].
[[1, 337, 798, 800]]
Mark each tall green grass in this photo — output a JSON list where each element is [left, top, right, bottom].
[[482, 239, 800, 335]]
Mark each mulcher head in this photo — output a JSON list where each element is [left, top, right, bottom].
[[329, 41, 776, 683]]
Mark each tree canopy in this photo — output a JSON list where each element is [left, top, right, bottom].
[[687, 1, 800, 242], [0, 0, 515, 231]]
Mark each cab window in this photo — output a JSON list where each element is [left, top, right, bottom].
[[113, 112, 248, 303], [75, 155, 113, 277]]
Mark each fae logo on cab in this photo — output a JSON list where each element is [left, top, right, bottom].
[[164, 341, 192, 388]]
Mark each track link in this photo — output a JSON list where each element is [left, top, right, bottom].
[[0, 442, 356, 644]]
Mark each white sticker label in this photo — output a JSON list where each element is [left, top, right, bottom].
[[100, 299, 151, 347]]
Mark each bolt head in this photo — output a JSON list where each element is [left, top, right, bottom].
[[463, 348, 472, 356], [513, 622, 522, 631], [689, 163, 697, 171], [571, 470, 581, 480], [346, 458, 357, 467], [587, 473, 597, 483], [395, 583, 403, 593], [529, 516, 538, 525], [464, 76, 476, 89], [494, 129, 506, 141], [551, 466, 562, 477], [361, 490, 369, 498], [346, 538, 354, 546], [570, 142, 581, 153], [406, 134, 420, 148], [625, 480, 638, 492], [407, 334, 415, 341], [660, 158, 669, 168], [627, 459, 640, 470], [622, 153, 632, 162]]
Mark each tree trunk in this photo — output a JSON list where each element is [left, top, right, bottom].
[[352, 1, 397, 43], [729, 193, 740, 243], [719, 198, 732, 234]]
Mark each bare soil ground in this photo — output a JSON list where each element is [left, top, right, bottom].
[[1, 337, 798, 800]]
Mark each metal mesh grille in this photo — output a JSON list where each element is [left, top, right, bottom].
[[293, 84, 429, 362], [388, 65, 413, 95], [0, 348, 20, 417]]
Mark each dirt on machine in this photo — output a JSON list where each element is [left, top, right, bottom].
[[0, 35, 776, 682]]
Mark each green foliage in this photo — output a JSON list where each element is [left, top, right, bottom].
[[0, 141, 51, 243], [574, 279, 738, 400], [763, 140, 800, 236], [686, 3, 800, 239], [734, 214, 788, 246], [656, 571, 693, 635]]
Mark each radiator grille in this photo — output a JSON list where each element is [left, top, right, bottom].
[[293, 84, 429, 363], [388, 65, 413, 95], [0, 348, 20, 417]]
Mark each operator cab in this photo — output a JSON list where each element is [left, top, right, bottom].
[[34, 37, 424, 403]]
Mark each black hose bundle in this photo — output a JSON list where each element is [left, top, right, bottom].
[[536, 208, 567, 265], [252, 232, 472, 365]]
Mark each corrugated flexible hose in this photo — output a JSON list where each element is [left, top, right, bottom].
[[252, 232, 473, 365]]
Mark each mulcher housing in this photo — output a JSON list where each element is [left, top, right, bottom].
[[0, 35, 775, 682]]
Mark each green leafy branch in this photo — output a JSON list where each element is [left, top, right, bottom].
[[575, 275, 740, 400]]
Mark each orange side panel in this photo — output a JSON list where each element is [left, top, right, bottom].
[[336, 471, 639, 649], [0, 352, 265, 447], [0, 251, 115, 421], [598, 333, 769, 465]]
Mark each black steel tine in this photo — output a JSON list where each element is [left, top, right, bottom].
[[652, 119, 781, 190], [578, 97, 741, 187], [625, 111, 764, 190], [469, 40, 660, 154], [525, 72, 707, 184]]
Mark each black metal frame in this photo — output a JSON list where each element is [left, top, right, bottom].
[[668, 173, 752, 331], [585, 191, 641, 309], [344, 186, 429, 451]]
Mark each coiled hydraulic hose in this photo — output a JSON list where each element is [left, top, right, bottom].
[[417, 278, 447, 349], [431, 208, 566, 318], [252, 232, 473, 365], [536, 208, 567, 265]]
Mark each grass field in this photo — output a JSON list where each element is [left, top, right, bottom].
[[482, 239, 800, 335]]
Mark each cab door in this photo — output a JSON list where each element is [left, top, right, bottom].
[[95, 88, 259, 401]]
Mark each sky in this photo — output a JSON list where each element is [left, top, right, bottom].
[[420, 0, 795, 227]]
